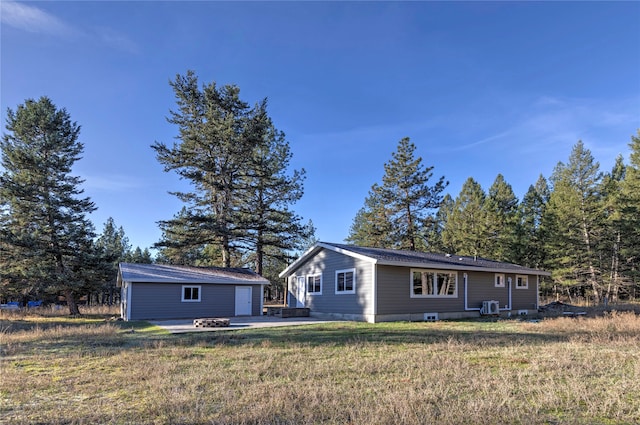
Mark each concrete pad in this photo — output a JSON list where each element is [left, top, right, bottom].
[[150, 315, 339, 334]]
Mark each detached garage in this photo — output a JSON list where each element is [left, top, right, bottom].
[[117, 263, 269, 321]]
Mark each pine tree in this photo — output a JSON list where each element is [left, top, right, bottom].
[[346, 184, 395, 248], [442, 177, 489, 258], [347, 137, 447, 250], [422, 194, 454, 253], [125, 246, 154, 264], [619, 131, 640, 295], [153, 71, 307, 272], [94, 217, 132, 304], [485, 174, 519, 262], [0, 97, 97, 314], [516, 175, 550, 269], [152, 71, 253, 267], [234, 100, 307, 275], [545, 141, 604, 303], [155, 207, 221, 266], [600, 155, 627, 301]]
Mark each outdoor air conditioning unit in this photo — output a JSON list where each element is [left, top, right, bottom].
[[481, 300, 500, 316]]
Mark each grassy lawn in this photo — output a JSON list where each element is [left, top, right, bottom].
[[1, 310, 640, 424]]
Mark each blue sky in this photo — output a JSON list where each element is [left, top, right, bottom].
[[2, 1, 639, 253]]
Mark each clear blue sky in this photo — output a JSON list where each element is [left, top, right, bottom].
[[2, 1, 639, 253]]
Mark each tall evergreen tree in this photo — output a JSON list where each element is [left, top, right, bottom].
[[153, 71, 307, 272], [125, 246, 154, 264], [346, 184, 394, 248], [155, 207, 224, 266], [516, 175, 550, 269], [94, 217, 132, 304], [0, 97, 97, 314], [296, 219, 319, 255], [422, 193, 454, 253], [619, 131, 640, 293], [442, 177, 489, 258], [545, 141, 604, 302], [234, 100, 308, 275], [485, 174, 519, 262], [347, 137, 447, 250], [152, 71, 252, 267], [600, 155, 627, 301]]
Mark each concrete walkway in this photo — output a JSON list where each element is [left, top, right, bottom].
[[150, 315, 338, 334]]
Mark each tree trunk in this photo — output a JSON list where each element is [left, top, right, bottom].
[[610, 231, 621, 302], [221, 234, 231, 268], [64, 289, 81, 316], [581, 212, 600, 304], [255, 236, 264, 276]]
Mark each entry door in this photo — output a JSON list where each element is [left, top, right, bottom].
[[296, 276, 306, 308], [235, 286, 252, 316]]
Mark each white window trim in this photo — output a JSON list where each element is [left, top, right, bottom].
[[307, 273, 323, 295], [495, 273, 505, 288], [515, 275, 529, 289], [410, 268, 458, 298], [335, 268, 356, 294], [181, 285, 201, 302]]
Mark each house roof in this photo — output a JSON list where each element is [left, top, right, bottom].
[[118, 263, 270, 286], [279, 242, 551, 277]]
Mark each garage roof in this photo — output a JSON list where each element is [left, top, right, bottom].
[[118, 263, 270, 286]]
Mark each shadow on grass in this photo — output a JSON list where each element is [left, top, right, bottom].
[[3, 315, 637, 357]]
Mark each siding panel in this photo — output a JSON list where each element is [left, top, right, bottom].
[[376, 265, 464, 314], [288, 248, 374, 315], [129, 283, 262, 320]]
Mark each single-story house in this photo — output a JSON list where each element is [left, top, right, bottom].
[[279, 242, 551, 323], [117, 263, 269, 321]]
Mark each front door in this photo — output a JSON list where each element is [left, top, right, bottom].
[[296, 276, 306, 307], [235, 286, 252, 316]]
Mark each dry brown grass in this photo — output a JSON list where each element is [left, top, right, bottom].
[[1, 311, 639, 424]]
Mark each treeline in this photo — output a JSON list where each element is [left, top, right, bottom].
[[0, 72, 315, 313], [2, 76, 637, 312], [348, 134, 640, 303]]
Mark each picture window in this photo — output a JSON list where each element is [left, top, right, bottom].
[[411, 269, 457, 297]]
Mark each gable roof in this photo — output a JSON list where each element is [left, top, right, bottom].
[[118, 263, 270, 286], [279, 242, 551, 277]]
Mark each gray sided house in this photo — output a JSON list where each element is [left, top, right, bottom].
[[117, 263, 269, 321], [279, 242, 551, 323]]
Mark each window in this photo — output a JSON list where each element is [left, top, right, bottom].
[[515, 275, 528, 289], [336, 269, 356, 294], [182, 285, 201, 302], [307, 274, 322, 294], [411, 269, 457, 297], [495, 274, 505, 288]]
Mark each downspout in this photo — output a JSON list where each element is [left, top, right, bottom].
[[503, 277, 512, 311], [536, 275, 540, 310], [371, 262, 377, 323], [126, 282, 132, 321], [286, 277, 290, 307]]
